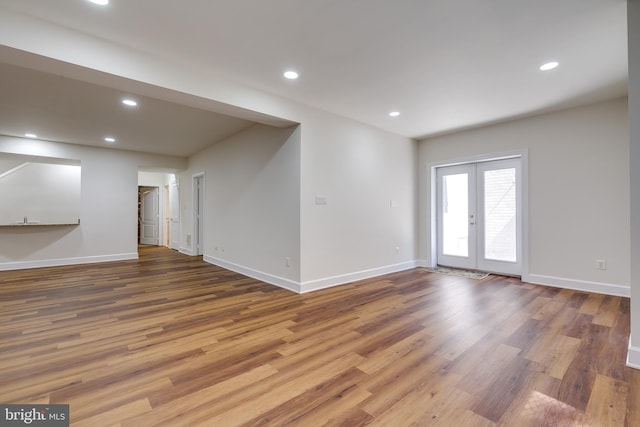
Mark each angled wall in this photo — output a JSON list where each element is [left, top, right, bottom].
[[180, 124, 302, 290]]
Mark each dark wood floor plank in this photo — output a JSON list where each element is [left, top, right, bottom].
[[556, 322, 610, 412]]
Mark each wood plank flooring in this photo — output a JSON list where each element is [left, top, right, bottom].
[[0, 246, 638, 426]]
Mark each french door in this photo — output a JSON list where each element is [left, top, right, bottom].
[[436, 158, 521, 276]]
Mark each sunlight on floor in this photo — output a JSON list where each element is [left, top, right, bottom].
[[521, 390, 589, 427]]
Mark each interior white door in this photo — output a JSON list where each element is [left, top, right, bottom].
[[436, 158, 521, 275], [139, 187, 159, 245], [169, 182, 180, 250]]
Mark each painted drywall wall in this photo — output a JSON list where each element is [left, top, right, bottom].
[[627, 0, 640, 368], [138, 171, 173, 187], [178, 111, 417, 292], [418, 97, 630, 295], [0, 136, 186, 269], [299, 109, 417, 290], [179, 124, 301, 289], [0, 7, 419, 290]]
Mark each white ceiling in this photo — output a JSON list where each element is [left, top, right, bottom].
[[0, 0, 629, 157], [0, 61, 258, 157]]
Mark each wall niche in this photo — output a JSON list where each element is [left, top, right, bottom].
[[0, 153, 81, 226]]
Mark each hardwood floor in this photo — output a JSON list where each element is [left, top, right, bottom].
[[1, 246, 638, 426]]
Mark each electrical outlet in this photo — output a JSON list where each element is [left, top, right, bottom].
[[285, 257, 291, 267], [596, 259, 607, 270]]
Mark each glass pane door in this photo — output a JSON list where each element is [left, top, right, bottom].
[[436, 164, 476, 270], [436, 158, 521, 276], [442, 173, 469, 257], [477, 158, 521, 275], [483, 168, 516, 262]]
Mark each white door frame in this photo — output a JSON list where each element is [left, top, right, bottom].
[[192, 172, 205, 256], [169, 181, 180, 250], [429, 150, 529, 276], [164, 184, 170, 247]]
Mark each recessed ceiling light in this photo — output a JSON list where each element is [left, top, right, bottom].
[[122, 99, 138, 107], [24, 133, 38, 138], [88, 0, 109, 5], [389, 111, 400, 117], [104, 137, 116, 143], [283, 70, 299, 80], [539, 61, 559, 71]]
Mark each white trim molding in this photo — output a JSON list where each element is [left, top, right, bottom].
[[192, 172, 205, 257], [523, 273, 630, 297], [204, 255, 301, 293], [414, 259, 432, 268], [0, 252, 138, 271], [204, 256, 418, 294], [299, 261, 418, 294], [627, 335, 640, 369], [179, 246, 194, 256]]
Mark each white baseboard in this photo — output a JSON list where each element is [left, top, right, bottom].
[[523, 273, 630, 297], [299, 260, 419, 294], [179, 247, 194, 256], [203, 255, 301, 293], [627, 335, 640, 370], [203, 257, 418, 294], [0, 252, 138, 271], [199, 256, 631, 298]]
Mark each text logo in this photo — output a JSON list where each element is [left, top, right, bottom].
[[0, 405, 69, 427]]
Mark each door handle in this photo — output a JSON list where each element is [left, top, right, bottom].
[[470, 214, 475, 225]]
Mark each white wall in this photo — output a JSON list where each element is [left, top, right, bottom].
[[177, 111, 417, 293], [180, 124, 301, 290], [3, 6, 628, 301], [299, 109, 417, 290], [0, 7, 419, 291], [0, 135, 185, 269], [138, 171, 173, 187], [627, 0, 640, 368], [419, 98, 630, 296]]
